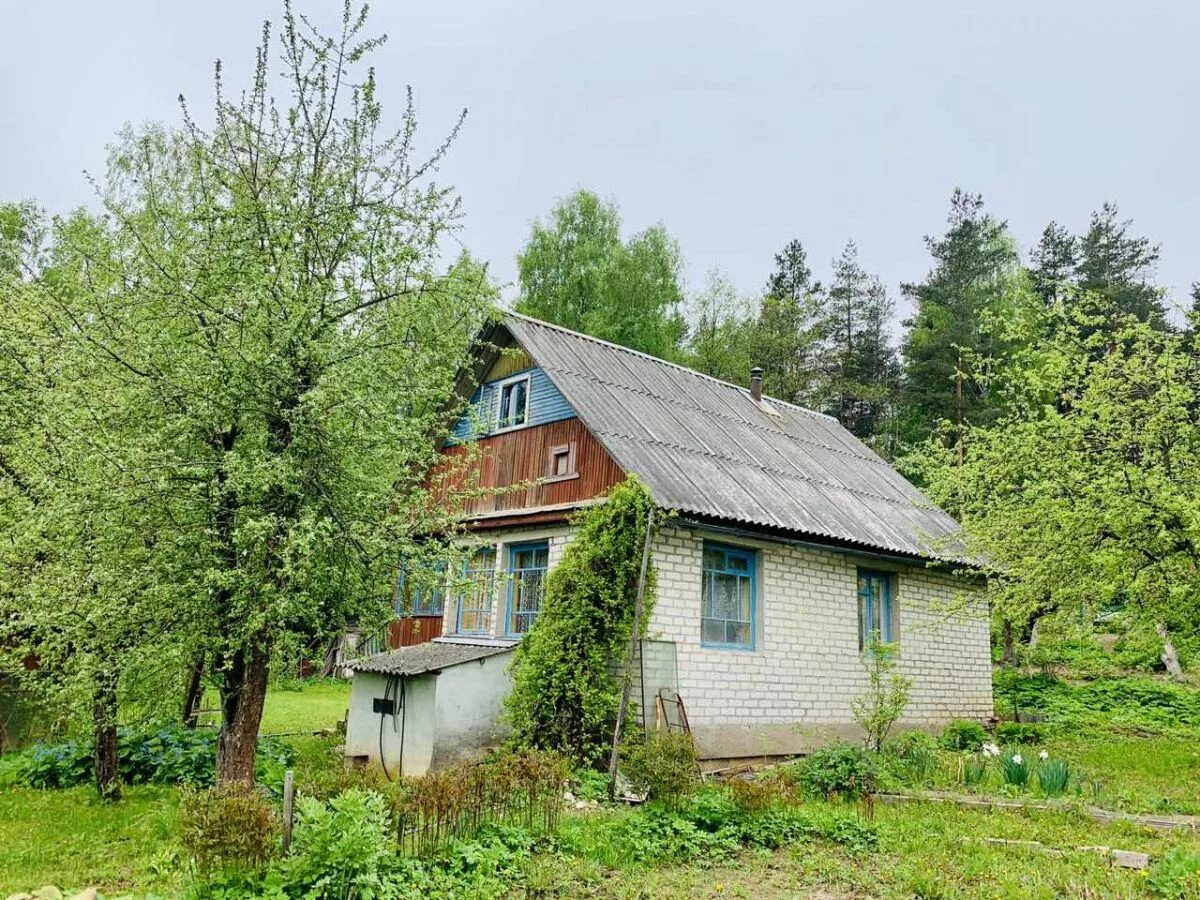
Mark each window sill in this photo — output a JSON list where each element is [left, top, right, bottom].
[[542, 472, 579, 484], [700, 641, 757, 653]]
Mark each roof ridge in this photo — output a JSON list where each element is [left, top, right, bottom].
[[504, 310, 840, 423]]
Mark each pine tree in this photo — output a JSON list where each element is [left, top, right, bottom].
[[819, 241, 900, 447], [1029, 222, 1078, 306], [900, 190, 1025, 450], [1077, 202, 1167, 329], [754, 239, 826, 405]]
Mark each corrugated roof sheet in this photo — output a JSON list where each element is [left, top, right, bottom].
[[348, 638, 516, 676], [504, 313, 967, 561]]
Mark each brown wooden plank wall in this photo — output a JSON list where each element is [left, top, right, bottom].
[[434, 418, 625, 518]]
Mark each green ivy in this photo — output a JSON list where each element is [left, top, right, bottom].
[[505, 476, 660, 765]]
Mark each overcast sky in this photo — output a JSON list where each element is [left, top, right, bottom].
[[3, 0, 1198, 319]]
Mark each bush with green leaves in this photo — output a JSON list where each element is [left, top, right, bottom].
[[619, 731, 698, 808], [995, 721, 1046, 744], [799, 744, 879, 800], [884, 730, 940, 784], [938, 720, 987, 752], [15, 725, 292, 790], [283, 789, 393, 897], [179, 782, 277, 874], [851, 641, 912, 751], [506, 476, 660, 765]]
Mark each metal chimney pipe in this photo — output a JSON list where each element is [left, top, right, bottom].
[[749, 366, 763, 403]]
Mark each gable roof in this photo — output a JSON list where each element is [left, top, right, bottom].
[[496, 312, 967, 562]]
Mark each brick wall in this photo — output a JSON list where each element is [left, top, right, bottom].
[[648, 524, 993, 747]]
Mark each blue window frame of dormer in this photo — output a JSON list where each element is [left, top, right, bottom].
[[701, 543, 757, 650], [505, 541, 549, 637], [456, 547, 497, 635], [496, 373, 530, 431]]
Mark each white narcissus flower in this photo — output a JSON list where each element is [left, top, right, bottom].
[[1012, 753, 1023, 765], [982, 742, 1000, 757], [1039, 750, 1049, 761]]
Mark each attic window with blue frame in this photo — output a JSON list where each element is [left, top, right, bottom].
[[496, 374, 530, 430]]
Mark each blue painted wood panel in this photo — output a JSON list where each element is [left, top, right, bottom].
[[450, 367, 575, 442]]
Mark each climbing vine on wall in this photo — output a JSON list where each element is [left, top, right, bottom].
[[505, 475, 660, 765]]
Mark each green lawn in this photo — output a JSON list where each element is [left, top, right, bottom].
[[0, 785, 181, 895], [257, 678, 350, 735]]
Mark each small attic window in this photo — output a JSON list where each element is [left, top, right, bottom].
[[496, 374, 530, 430], [546, 442, 577, 481]]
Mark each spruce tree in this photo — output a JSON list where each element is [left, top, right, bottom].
[[1077, 202, 1167, 329], [754, 239, 826, 405]]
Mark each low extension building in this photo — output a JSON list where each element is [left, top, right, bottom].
[[344, 313, 992, 775]]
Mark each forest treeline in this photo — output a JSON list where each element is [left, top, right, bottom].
[[515, 188, 1194, 458]]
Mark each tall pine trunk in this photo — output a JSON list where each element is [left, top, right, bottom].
[[215, 639, 271, 785], [93, 669, 120, 802]]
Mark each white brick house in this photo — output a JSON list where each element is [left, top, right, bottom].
[[346, 314, 993, 772]]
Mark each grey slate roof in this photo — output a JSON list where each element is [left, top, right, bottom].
[[503, 313, 967, 561], [348, 638, 516, 676]]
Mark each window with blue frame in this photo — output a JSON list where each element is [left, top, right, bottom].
[[857, 568, 895, 649], [506, 542, 549, 636], [701, 543, 756, 649], [456, 547, 497, 635], [496, 375, 530, 430], [394, 562, 446, 617]]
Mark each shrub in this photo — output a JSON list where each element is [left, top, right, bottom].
[[995, 722, 1046, 744], [1035, 758, 1071, 796], [1147, 847, 1200, 899], [938, 720, 987, 752], [16, 725, 292, 790], [283, 789, 392, 897], [730, 771, 793, 812], [569, 767, 610, 802], [620, 731, 698, 809], [851, 641, 912, 751], [505, 476, 661, 765], [800, 744, 878, 800], [686, 788, 743, 832], [609, 806, 738, 863], [179, 783, 277, 874]]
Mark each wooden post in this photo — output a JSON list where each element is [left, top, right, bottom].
[[607, 507, 655, 800], [281, 769, 295, 856]]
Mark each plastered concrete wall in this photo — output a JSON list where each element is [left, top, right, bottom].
[[431, 650, 514, 769], [345, 670, 436, 777], [647, 525, 993, 758]]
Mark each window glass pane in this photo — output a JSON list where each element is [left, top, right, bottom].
[[727, 621, 750, 646], [701, 619, 725, 644], [702, 548, 724, 570], [728, 554, 749, 573], [701, 543, 756, 648], [508, 543, 548, 635]]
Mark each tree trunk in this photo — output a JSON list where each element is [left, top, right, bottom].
[[216, 639, 271, 785], [93, 670, 121, 802], [1001, 619, 1017, 668], [1156, 621, 1184, 680], [182, 651, 206, 728]]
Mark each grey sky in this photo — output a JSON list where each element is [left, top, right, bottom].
[[3, 0, 1198, 320]]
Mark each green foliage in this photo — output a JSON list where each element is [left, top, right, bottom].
[[799, 744, 879, 800], [1148, 848, 1200, 899], [14, 726, 292, 790], [283, 789, 392, 898], [884, 731, 940, 783], [515, 189, 686, 358], [959, 754, 988, 787], [1035, 758, 1071, 796], [179, 782, 276, 874], [506, 476, 659, 764], [569, 767, 611, 803], [851, 640, 912, 751], [619, 732, 699, 809], [995, 722, 1046, 744], [938, 720, 988, 752], [997, 750, 1031, 787]]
